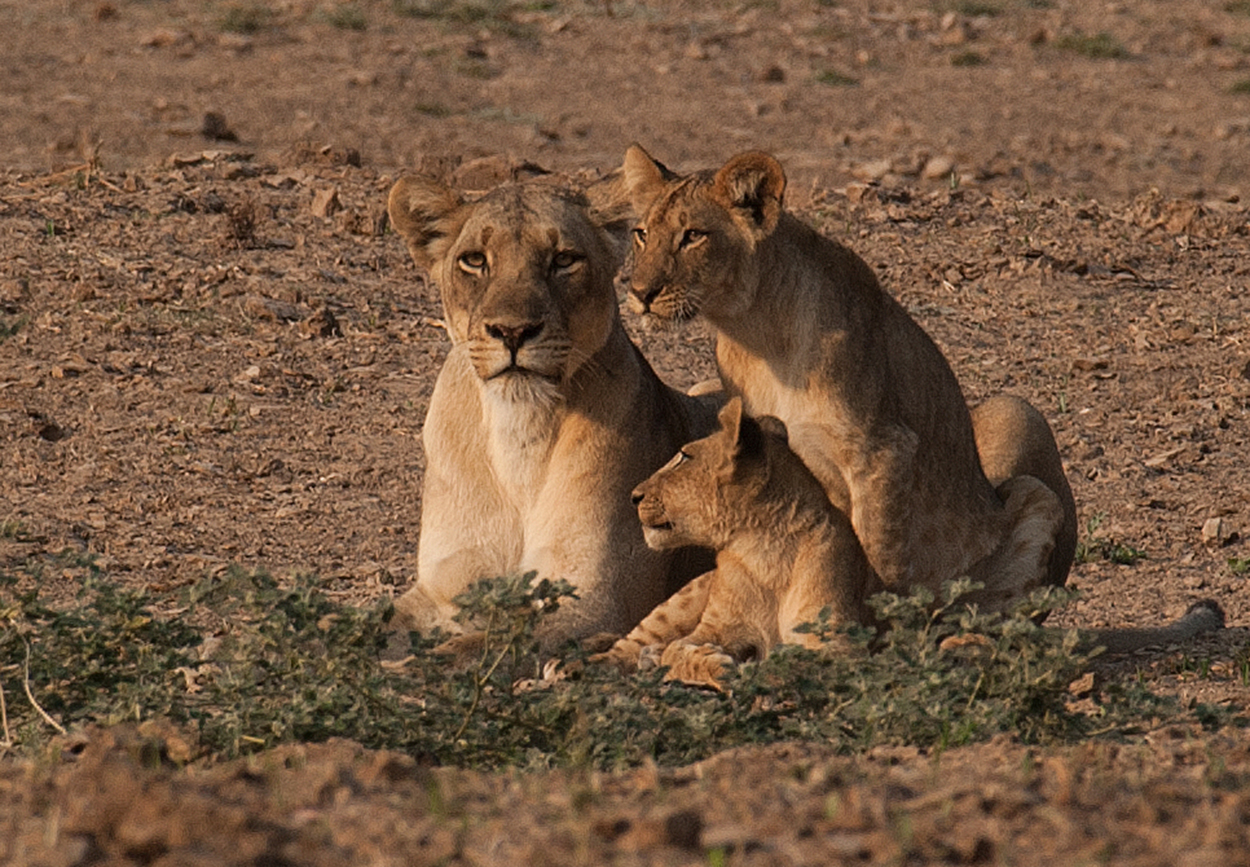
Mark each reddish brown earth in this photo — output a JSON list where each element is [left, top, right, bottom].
[[2, 1, 1250, 864]]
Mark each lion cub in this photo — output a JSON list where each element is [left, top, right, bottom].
[[596, 398, 882, 690]]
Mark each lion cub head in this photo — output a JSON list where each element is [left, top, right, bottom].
[[388, 177, 620, 403], [633, 397, 805, 552], [620, 145, 786, 322]]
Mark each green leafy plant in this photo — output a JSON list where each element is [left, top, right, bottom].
[[321, 2, 367, 30], [217, 2, 273, 34], [816, 69, 859, 87], [1, 568, 1230, 770], [1054, 32, 1129, 60], [951, 50, 987, 67], [1074, 512, 1146, 565]]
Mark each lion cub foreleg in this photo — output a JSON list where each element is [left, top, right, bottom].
[[592, 571, 716, 672]]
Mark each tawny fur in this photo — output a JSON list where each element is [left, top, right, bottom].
[[595, 399, 882, 690], [597, 401, 1224, 689], [386, 176, 716, 647], [621, 145, 1077, 613]]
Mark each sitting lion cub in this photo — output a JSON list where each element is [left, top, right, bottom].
[[596, 397, 882, 689], [599, 399, 1225, 690], [621, 145, 1077, 615], [386, 175, 716, 647]]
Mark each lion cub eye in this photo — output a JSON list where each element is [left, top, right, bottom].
[[631, 227, 647, 247], [458, 251, 487, 274], [679, 229, 707, 249], [551, 250, 581, 272]]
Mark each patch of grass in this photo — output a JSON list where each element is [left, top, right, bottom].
[[1055, 32, 1130, 60], [1226, 0, 1250, 16], [321, 2, 367, 31], [1230, 78, 1250, 94], [415, 102, 453, 118], [0, 315, 26, 343], [4, 567, 1227, 771], [1074, 512, 1146, 565], [1228, 556, 1250, 575], [217, 2, 273, 34], [816, 69, 859, 87], [951, 50, 987, 67], [392, 0, 540, 37], [954, 1, 1001, 16]]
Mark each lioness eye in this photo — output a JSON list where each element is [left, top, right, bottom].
[[676, 449, 691, 464], [679, 229, 706, 248], [632, 227, 647, 247], [551, 250, 581, 271], [458, 251, 487, 273]]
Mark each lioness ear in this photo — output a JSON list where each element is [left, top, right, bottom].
[[621, 144, 676, 216], [712, 151, 786, 239], [387, 176, 465, 271]]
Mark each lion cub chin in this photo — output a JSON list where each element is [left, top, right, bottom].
[[594, 397, 882, 691]]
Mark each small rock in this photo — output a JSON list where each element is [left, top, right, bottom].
[[759, 64, 786, 83], [851, 159, 892, 182], [922, 155, 956, 180], [201, 112, 238, 142], [311, 187, 341, 218], [300, 308, 341, 339], [1201, 517, 1226, 547]]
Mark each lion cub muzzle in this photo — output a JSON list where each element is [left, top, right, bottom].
[[632, 482, 677, 546]]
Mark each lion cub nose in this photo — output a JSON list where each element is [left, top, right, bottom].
[[486, 321, 543, 353], [630, 490, 645, 506]]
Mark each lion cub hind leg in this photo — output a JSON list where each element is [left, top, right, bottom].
[[964, 474, 1066, 614], [591, 571, 716, 672]]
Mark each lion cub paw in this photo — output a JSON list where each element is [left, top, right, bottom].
[[660, 641, 735, 692]]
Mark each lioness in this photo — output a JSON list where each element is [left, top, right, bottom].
[[598, 399, 1224, 690], [387, 175, 716, 646], [621, 145, 1077, 614]]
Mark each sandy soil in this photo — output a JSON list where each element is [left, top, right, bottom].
[[2, 1, 1249, 864]]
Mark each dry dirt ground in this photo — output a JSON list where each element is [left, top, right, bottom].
[[2, 0, 1250, 864]]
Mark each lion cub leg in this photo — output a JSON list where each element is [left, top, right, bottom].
[[592, 571, 716, 672], [965, 474, 1066, 613], [655, 566, 777, 691]]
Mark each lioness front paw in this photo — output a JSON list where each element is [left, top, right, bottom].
[[660, 641, 734, 691]]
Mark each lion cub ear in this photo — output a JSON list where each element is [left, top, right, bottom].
[[715, 398, 767, 479], [621, 144, 677, 216], [712, 151, 786, 239], [387, 177, 465, 272]]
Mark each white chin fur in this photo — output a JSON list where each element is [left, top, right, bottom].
[[641, 525, 679, 551]]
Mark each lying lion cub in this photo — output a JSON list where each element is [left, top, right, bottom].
[[387, 175, 716, 647], [595, 398, 881, 689], [598, 399, 1224, 690], [621, 145, 1076, 615]]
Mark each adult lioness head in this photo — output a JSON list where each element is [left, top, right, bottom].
[[622, 145, 786, 322], [389, 178, 618, 404]]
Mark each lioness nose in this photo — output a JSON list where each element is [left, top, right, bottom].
[[486, 321, 543, 353], [630, 490, 644, 506]]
